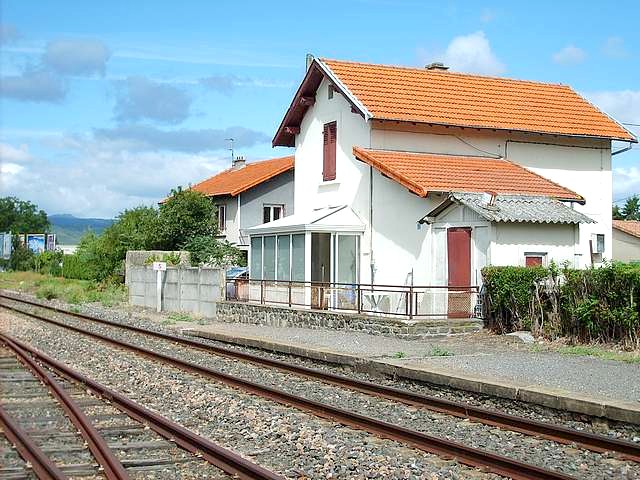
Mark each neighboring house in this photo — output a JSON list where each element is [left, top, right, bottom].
[[245, 57, 636, 315], [612, 220, 640, 262], [190, 155, 294, 256]]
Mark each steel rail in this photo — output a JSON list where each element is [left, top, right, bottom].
[[0, 333, 284, 480], [1, 292, 638, 462], [1, 335, 130, 479], [1, 303, 578, 480], [0, 404, 68, 480]]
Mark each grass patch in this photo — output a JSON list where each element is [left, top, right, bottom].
[[393, 351, 406, 358], [558, 345, 640, 364], [428, 346, 454, 357], [163, 311, 194, 325], [0, 271, 126, 307]]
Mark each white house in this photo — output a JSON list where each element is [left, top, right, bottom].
[[246, 57, 636, 316], [190, 155, 294, 258], [612, 220, 640, 262]]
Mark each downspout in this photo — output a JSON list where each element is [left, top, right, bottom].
[[369, 165, 375, 284], [237, 194, 241, 246]]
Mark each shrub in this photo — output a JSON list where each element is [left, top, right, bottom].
[[184, 235, 245, 267], [482, 262, 640, 346], [62, 254, 93, 280]]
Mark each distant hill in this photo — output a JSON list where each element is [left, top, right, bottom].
[[49, 214, 114, 245]]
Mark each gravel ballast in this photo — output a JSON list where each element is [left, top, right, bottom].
[[2, 295, 640, 479], [1, 311, 497, 480]]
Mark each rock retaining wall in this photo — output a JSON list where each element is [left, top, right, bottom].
[[216, 301, 482, 338]]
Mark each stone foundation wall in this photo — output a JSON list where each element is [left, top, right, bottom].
[[216, 301, 482, 338]]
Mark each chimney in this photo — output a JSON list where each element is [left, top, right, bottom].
[[425, 62, 449, 71], [232, 155, 246, 170], [306, 53, 314, 70]]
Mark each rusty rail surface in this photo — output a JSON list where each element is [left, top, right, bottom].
[[0, 332, 284, 480], [2, 292, 638, 463], [0, 300, 582, 480], [0, 404, 68, 480], [1, 334, 130, 479]]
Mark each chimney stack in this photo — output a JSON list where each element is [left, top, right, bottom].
[[232, 155, 246, 170], [425, 62, 449, 71]]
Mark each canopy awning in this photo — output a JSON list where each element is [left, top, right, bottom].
[[422, 193, 595, 225], [247, 205, 366, 235]]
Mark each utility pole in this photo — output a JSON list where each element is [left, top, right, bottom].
[[225, 138, 234, 165]]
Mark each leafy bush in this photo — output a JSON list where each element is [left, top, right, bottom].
[[482, 262, 640, 346], [34, 250, 63, 276], [184, 235, 245, 267], [61, 254, 93, 280]]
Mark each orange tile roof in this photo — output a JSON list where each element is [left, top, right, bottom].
[[321, 58, 635, 142], [190, 156, 294, 197], [613, 220, 640, 239], [353, 147, 583, 202]]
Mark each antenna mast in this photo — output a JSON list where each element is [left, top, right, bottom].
[[225, 137, 235, 165]]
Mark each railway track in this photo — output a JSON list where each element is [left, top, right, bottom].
[[0, 331, 283, 479], [1, 293, 639, 479]]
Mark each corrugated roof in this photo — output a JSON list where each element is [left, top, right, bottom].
[[190, 156, 294, 197], [321, 58, 635, 142], [353, 147, 583, 202], [427, 193, 595, 224], [613, 220, 640, 239]]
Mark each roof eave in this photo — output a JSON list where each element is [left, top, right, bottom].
[[372, 117, 637, 143], [272, 58, 372, 147], [352, 147, 428, 197]]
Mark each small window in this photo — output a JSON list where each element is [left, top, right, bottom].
[[323, 121, 337, 181], [591, 233, 605, 254], [216, 204, 226, 232], [263, 205, 284, 223], [328, 84, 334, 100], [525, 252, 546, 267]]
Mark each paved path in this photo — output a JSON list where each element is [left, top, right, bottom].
[[186, 321, 640, 406]]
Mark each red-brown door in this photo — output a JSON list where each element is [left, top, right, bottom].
[[447, 227, 472, 317]]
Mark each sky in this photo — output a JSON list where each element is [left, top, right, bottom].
[[0, 0, 638, 218]]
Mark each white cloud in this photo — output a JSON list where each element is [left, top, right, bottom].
[[584, 90, 640, 126], [0, 143, 34, 163], [420, 31, 505, 76], [43, 38, 111, 76], [602, 36, 628, 59], [0, 139, 228, 217], [552, 45, 586, 65], [613, 166, 640, 202]]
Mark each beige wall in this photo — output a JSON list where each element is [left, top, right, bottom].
[[612, 229, 640, 262]]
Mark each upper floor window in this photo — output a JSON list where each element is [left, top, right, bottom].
[[263, 204, 284, 223], [323, 121, 337, 181], [216, 204, 226, 232]]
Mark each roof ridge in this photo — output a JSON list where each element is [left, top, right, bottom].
[[320, 57, 569, 88]]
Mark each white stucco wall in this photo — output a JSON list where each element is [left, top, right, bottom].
[[612, 229, 640, 262], [371, 128, 612, 268], [491, 223, 579, 267], [287, 77, 613, 285]]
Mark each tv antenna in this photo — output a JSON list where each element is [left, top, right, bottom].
[[225, 138, 235, 164]]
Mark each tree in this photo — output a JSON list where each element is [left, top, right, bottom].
[[0, 197, 49, 233], [613, 195, 640, 221], [621, 195, 640, 221], [155, 188, 218, 250]]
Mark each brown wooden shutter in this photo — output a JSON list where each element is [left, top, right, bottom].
[[323, 122, 336, 181]]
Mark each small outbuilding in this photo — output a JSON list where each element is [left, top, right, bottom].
[[612, 220, 640, 263]]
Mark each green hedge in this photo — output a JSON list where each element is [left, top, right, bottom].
[[482, 262, 640, 346], [61, 254, 94, 280]]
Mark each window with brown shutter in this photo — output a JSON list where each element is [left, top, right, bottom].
[[323, 121, 336, 181]]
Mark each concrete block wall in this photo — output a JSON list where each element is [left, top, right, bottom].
[[128, 265, 223, 317], [124, 250, 190, 285]]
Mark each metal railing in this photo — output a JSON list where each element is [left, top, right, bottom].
[[225, 279, 480, 319]]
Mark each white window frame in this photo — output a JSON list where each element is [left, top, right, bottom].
[[216, 204, 226, 232], [263, 204, 284, 223], [524, 251, 547, 267]]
